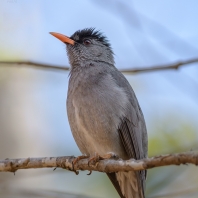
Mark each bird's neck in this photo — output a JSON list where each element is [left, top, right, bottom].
[[70, 59, 114, 69]]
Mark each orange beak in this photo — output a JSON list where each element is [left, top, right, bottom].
[[49, 32, 75, 45]]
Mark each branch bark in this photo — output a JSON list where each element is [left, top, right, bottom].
[[0, 151, 198, 174], [0, 58, 197, 74]]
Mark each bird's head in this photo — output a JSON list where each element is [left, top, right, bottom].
[[50, 28, 114, 67]]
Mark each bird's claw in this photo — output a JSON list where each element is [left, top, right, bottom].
[[71, 153, 118, 175], [88, 153, 100, 166], [88, 152, 118, 166], [87, 170, 92, 175], [72, 155, 89, 175]]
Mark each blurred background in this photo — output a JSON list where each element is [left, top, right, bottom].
[[0, 0, 198, 197]]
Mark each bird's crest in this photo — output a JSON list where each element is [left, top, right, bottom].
[[70, 28, 111, 48]]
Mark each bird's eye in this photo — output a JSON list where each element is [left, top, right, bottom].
[[83, 39, 91, 45]]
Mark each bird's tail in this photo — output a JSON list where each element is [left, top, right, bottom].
[[116, 171, 144, 198]]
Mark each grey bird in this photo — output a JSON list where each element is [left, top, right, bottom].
[[50, 28, 148, 198]]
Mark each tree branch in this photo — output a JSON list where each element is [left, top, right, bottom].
[[0, 61, 70, 71], [120, 58, 198, 74], [0, 58, 197, 74], [0, 151, 198, 173]]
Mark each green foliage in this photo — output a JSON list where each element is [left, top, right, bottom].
[[146, 117, 198, 197]]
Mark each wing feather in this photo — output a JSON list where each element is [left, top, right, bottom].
[[118, 118, 146, 197], [107, 68, 148, 197]]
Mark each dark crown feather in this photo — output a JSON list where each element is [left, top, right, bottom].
[[70, 28, 111, 48]]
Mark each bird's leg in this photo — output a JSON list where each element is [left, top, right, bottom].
[[88, 152, 118, 166]]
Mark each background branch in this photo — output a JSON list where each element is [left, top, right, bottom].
[[120, 58, 198, 73], [0, 61, 70, 71], [0, 58, 197, 74], [0, 151, 198, 173]]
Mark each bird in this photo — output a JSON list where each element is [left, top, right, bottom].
[[50, 28, 148, 198]]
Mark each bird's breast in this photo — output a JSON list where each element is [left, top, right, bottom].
[[67, 72, 129, 157]]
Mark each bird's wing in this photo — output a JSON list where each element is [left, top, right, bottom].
[[118, 117, 146, 195], [109, 68, 148, 197], [107, 114, 146, 198], [116, 103, 147, 198]]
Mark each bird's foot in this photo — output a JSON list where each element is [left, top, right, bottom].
[[88, 152, 118, 166], [72, 155, 89, 175]]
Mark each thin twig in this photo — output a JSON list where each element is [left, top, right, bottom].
[[0, 58, 198, 74], [120, 58, 198, 73], [0, 61, 70, 71], [0, 151, 198, 173]]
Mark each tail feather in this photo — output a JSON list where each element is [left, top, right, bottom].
[[107, 173, 125, 198], [116, 171, 144, 198]]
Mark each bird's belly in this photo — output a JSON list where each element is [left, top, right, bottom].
[[70, 99, 127, 159], [74, 120, 126, 158]]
